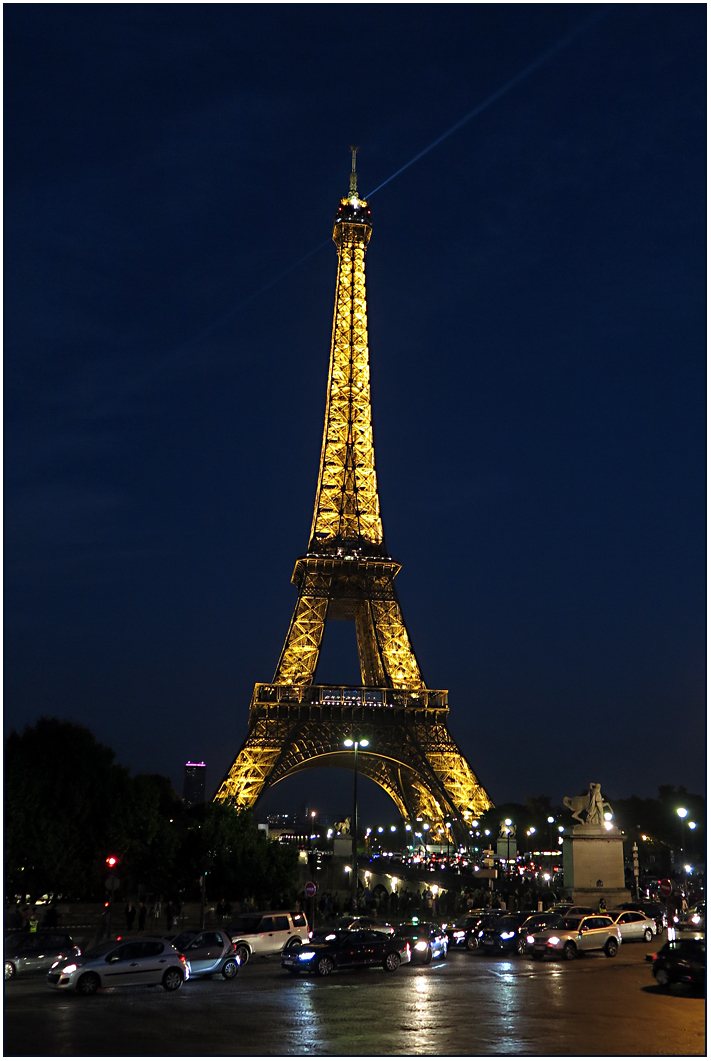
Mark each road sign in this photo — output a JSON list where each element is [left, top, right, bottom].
[[304, 881, 317, 898], [659, 878, 673, 898], [105, 876, 121, 892]]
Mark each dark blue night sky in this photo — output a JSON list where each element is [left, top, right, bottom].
[[5, 4, 705, 824]]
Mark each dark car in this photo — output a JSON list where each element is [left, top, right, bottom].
[[5, 932, 80, 981], [444, 910, 506, 950], [650, 938, 705, 990], [517, 913, 563, 956], [170, 929, 239, 980], [281, 928, 410, 976], [393, 921, 448, 964], [477, 912, 535, 956]]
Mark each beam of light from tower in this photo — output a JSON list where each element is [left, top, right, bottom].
[[365, 8, 607, 199]]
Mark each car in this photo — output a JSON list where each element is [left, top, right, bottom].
[[562, 906, 596, 918], [468, 913, 511, 952], [477, 912, 535, 956], [615, 901, 667, 933], [527, 915, 621, 960], [517, 913, 564, 955], [5, 932, 81, 981], [47, 937, 188, 994], [393, 921, 448, 964], [227, 911, 310, 964], [281, 928, 410, 976], [444, 910, 506, 950], [606, 909, 656, 942], [650, 938, 705, 990], [323, 915, 395, 935], [170, 929, 239, 980]]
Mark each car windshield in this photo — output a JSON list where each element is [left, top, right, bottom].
[[82, 941, 119, 959], [171, 931, 197, 951]]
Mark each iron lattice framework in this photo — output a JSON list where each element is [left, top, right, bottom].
[[216, 154, 492, 839]]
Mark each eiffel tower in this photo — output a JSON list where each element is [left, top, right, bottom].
[[216, 151, 493, 842]]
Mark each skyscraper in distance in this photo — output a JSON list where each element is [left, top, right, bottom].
[[183, 761, 206, 808]]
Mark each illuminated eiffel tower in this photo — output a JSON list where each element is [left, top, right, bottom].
[[216, 151, 492, 840]]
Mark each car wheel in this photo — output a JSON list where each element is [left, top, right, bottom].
[[317, 956, 334, 977], [604, 939, 618, 958], [643, 928, 653, 943], [5, 962, 16, 981], [162, 968, 184, 992], [655, 968, 671, 988], [77, 972, 101, 996], [563, 943, 577, 961], [422, 946, 432, 966], [235, 945, 250, 966], [222, 959, 238, 980], [284, 937, 302, 953], [384, 952, 400, 972], [516, 938, 527, 956], [465, 935, 478, 951]]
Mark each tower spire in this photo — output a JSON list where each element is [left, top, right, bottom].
[[349, 145, 358, 198]]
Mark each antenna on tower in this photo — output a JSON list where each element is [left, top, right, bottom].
[[349, 145, 359, 198]]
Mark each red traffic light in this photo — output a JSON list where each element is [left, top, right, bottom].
[[106, 856, 118, 867]]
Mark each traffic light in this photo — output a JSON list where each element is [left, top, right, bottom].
[[106, 856, 118, 868]]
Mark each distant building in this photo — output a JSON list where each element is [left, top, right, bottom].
[[183, 762, 206, 808]]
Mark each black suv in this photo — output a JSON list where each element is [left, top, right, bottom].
[[651, 938, 705, 990]]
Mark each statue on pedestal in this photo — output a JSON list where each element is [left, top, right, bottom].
[[334, 817, 351, 836], [563, 783, 614, 826]]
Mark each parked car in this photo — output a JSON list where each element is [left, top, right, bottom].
[[281, 928, 410, 977], [606, 910, 656, 942], [477, 912, 535, 956], [227, 911, 310, 965], [5, 932, 80, 981], [170, 929, 239, 980], [650, 938, 705, 990], [47, 937, 188, 994], [393, 921, 448, 964], [526, 915, 621, 960], [517, 913, 563, 955]]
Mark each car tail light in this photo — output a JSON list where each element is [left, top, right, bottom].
[[228, 943, 237, 955], [178, 954, 187, 964]]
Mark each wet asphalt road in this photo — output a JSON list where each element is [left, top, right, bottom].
[[4, 942, 705, 1056]]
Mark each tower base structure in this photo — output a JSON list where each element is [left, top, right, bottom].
[[216, 683, 491, 843], [562, 825, 630, 908]]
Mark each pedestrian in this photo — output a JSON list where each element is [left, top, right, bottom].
[[125, 901, 136, 931], [166, 900, 174, 933], [43, 904, 59, 929], [598, 897, 607, 914], [29, 910, 39, 933], [138, 901, 147, 933]]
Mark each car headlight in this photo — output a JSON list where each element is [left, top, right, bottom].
[[547, 937, 560, 946], [414, 941, 428, 951], [298, 951, 316, 961], [500, 931, 515, 940], [50, 960, 60, 970], [62, 964, 78, 974], [526, 935, 535, 944]]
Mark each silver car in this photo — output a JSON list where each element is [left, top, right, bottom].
[[47, 937, 188, 994], [607, 909, 656, 942], [171, 929, 239, 980], [527, 915, 621, 960], [5, 932, 80, 981]]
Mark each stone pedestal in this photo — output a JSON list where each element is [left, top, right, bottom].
[[563, 826, 629, 908], [333, 836, 352, 858]]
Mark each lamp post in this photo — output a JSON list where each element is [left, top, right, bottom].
[[105, 856, 119, 939], [676, 807, 688, 869], [344, 737, 369, 913], [504, 819, 513, 874], [547, 816, 555, 877]]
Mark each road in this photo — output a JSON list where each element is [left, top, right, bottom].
[[4, 941, 704, 1056]]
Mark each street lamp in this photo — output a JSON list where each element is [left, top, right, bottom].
[[105, 856, 119, 939], [504, 819, 513, 870], [676, 807, 688, 865], [344, 737, 369, 912]]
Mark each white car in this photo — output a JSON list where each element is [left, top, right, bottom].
[[606, 909, 656, 942], [527, 915, 622, 960], [47, 937, 188, 994], [227, 911, 310, 964]]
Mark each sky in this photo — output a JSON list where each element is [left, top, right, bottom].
[[5, 4, 705, 826]]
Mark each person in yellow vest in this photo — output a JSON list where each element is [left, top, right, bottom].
[[29, 910, 39, 932]]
